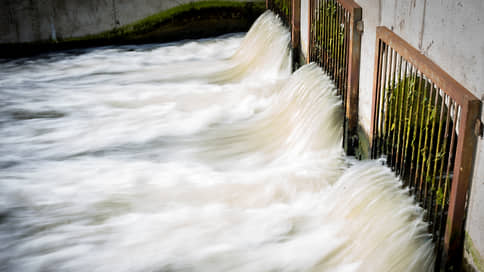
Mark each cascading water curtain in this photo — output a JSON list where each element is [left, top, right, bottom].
[[370, 26, 481, 271]]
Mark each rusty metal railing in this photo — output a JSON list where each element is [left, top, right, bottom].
[[370, 27, 482, 271], [308, 0, 362, 155]]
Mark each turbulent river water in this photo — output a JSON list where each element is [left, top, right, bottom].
[[0, 11, 435, 272]]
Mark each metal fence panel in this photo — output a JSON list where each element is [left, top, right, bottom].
[[308, 0, 362, 155], [370, 26, 482, 271]]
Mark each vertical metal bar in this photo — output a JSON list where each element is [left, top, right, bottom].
[[342, 10, 349, 107], [395, 61, 408, 175], [414, 78, 427, 197], [316, 0, 321, 65], [290, 0, 293, 26], [337, 4, 343, 91], [408, 73, 422, 190], [328, 0, 334, 80], [326, 0, 331, 71], [314, 0, 318, 64], [416, 78, 429, 200], [384, 48, 395, 158], [325, 0, 329, 69], [307, 0, 314, 63], [336, 3, 340, 87], [309, 0, 313, 62], [319, 0, 323, 66], [311, 0, 319, 62], [397, 62, 413, 180], [389, 54, 403, 169], [335, 2, 340, 83], [423, 83, 440, 221], [444, 99, 481, 269], [421, 82, 436, 205], [321, 0, 327, 69], [443, 105, 458, 208], [387, 49, 397, 164], [329, 0, 334, 82], [400, 65, 417, 182], [289, 0, 292, 28], [378, 43, 390, 158], [428, 90, 446, 232], [320, 0, 324, 67], [418, 81, 435, 202], [332, 1, 338, 85], [291, 0, 300, 69], [377, 44, 387, 158], [392, 55, 403, 169], [334, 0, 339, 81], [292, 0, 301, 49], [433, 96, 452, 236], [344, 5, 361, 155], [315, 0, 318, 63], [370, 39, 383, 157], [290, 0, 293, 22]]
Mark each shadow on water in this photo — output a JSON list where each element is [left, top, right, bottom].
[[8, 110, 66, 121]]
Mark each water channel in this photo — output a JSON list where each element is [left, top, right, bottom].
[[0, 12, 434, 272]]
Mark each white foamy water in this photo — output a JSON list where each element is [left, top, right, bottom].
[[0, 11, 434, 272]]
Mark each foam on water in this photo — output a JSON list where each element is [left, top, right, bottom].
[[0, 11, 434, 272]]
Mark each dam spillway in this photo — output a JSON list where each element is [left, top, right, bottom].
[[0, 12, 435, 271]]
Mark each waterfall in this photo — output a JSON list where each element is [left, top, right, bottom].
[[0, 10, 434, 272]]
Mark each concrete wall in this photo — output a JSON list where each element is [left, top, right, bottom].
[[297, 0, 484, 269], [0, 0, 261, 44]]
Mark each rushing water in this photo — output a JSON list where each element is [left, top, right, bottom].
[[0, 11, 434, 272]]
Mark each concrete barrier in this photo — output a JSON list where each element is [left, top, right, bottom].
[[0, 0, 264, 58]]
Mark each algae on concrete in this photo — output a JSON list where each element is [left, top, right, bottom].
[[465, 232, 484, 272], [66, 1, 264, 43], [0, 0, 265, 58]]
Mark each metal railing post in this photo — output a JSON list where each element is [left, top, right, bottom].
[[443, 99, 481, 270], [344, 5, 362, 155], [291, 0, 301, 69], [307, 0, 314, 64]]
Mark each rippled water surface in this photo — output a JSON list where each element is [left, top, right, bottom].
[[0, 12, 434, 272]]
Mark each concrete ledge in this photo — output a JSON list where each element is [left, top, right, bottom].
[[0, 1, 265, 59]]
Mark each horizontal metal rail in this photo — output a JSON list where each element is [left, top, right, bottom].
[[370, 26, 482, 271], [308, 0, 362, 155]]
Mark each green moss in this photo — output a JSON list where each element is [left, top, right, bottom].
[[382, 74, 453, 205], [465, 232, 484, 272], [386, 76, 447, 157], [355, 125, 370, 160], [64, 1, 264, 43]]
